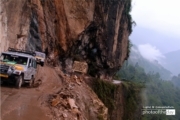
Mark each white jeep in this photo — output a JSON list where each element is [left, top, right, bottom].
[[35, 51, 46, 67], [0, 48, 38, 88]]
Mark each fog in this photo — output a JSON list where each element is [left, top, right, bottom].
[[130, 0, 180, 53], [138, 44, 165, 63]]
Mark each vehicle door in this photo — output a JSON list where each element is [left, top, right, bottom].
[[32, 59, 37, 77], [25, 58, 33, 80]]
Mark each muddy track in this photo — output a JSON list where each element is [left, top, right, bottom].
[[0, 65, 63, 120]]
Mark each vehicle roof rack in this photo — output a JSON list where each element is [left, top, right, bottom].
[[8, 47, 36, 56]]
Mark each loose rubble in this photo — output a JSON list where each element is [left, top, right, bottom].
[[48, 74, 108, 120]]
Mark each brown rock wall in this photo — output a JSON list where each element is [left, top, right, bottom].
[[0, 0, 132, 77]]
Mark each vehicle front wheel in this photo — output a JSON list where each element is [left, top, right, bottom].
[[16, 75, 23, 89], [29, 76, 35, 87], [0, 80, 3, 85], [40, 62, 44, 67]]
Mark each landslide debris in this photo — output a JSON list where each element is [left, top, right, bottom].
[[47, 73, 108, 120]]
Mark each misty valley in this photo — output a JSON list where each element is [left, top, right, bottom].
[[115, 45, 180, 120]]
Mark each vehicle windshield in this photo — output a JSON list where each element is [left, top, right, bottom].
[[0, 53, 28, 65]]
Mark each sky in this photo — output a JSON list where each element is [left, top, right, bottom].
[[130, 0, 180, 61]]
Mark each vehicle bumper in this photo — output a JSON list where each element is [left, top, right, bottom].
[[0, 74, 9, 78], [0, 74, 18, 83]]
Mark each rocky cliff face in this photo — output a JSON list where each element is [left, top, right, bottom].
[[0, 0, 133, 120], [0, 0, 132, 78]]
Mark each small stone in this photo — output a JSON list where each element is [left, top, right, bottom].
[[74, 75, 78, 80], [62, 113, 67, 118], [68, 98, 78, 109], [72, 108, 81, 115], [51, 98, 60, 107], [76, 80, 81, 86]]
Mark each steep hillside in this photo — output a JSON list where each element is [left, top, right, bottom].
[[162, 50, 180, 76], [116, 62, 180, 120], [0, 0, 132, 78], [128, 45, 172, 80], [85, 78, 142, 120]]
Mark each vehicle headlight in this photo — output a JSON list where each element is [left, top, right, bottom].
[[10, 66, 22, 75], [13, 70, 21, 75]]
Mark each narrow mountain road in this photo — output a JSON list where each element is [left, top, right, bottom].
[[113, 80, 122, 84], [0, 66, 63, 120]]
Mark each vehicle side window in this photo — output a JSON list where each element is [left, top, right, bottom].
[[34, 60, 37, 68], [31, 59, 34, 67], [28, 59, 32, 67], [32, 59, 37, 68]]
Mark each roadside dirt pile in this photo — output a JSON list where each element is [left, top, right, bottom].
[[48, 73, 108, 120]]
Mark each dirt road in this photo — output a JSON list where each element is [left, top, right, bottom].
[[113, 80, 121, 84], [0, 66, 63, 120], [1, 65, 108, 120]]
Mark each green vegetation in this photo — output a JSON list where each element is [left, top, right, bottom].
[[126, 39, 133, 60], [116, 63, 180, 120], [92, 79, 117, 112], [124, 0, 136, 34], [92, 78, 143, 120], [122, 82, 143, 120], [171, 74, 180, 87], [128, 45, 172, 80]]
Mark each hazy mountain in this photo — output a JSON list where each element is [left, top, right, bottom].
[[128, 45, 172, 80], [130, 26, 180, 54], [162, 50, 180, 76]]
